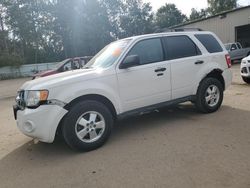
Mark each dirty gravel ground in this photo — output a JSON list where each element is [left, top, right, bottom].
[[0, 65, 249, 188]]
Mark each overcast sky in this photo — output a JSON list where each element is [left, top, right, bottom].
[[143, 0, 250, 15]]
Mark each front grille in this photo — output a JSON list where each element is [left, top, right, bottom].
[[241, 67, 248, 74], [16, 90, 26, 109]]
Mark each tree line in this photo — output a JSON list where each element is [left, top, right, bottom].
[[0, 0, 237, 67]]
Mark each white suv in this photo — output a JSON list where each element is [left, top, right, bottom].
[[14, 31, 232, 151]]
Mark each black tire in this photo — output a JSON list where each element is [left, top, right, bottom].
[[242, 76, 250, 84], [62, 100, 113, 151], [195, 77, 224, 113]]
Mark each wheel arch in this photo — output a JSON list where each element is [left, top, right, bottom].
[[55, 94, 117, 138], [199, 69, 225, 91], [64, 94, 117, 117]]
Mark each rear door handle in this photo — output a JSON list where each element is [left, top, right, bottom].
[[195, 60, 204, 65], [155, 67, 166, 72]]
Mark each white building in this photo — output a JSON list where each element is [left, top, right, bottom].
[[172, 6, 250, 47]]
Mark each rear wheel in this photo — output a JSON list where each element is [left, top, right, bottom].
[[242, 76, 250, 84], [195, 78, 223, 113], [62, 100, 113, 151]]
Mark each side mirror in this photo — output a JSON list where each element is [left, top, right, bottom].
[[120, 55, 140, 69], [230, 47, 236, 51]]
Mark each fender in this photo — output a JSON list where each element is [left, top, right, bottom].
[[48, 77, 122, 115], [192, 61, 224, 94]]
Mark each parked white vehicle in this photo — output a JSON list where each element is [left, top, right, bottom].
[[14, 31, 232, 151], [241, 55, 250, 84]]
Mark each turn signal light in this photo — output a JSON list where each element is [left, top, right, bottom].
[[225, 54, 231, 68]]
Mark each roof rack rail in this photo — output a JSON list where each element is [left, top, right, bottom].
[[172, 28, 203, 32], [154, 27, 203, 33]]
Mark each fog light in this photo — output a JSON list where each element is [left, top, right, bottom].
[[24, 121, 35, 133]]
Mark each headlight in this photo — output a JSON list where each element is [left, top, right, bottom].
[[26, 90, 49, 107]]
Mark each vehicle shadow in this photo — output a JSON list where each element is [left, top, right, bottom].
[[0, 103, 249, 187], [0, 104, 231, 155], [0, 103, 236, 158], [0, 104, 197, 159], [112, 103, 201, 141], [0, 105, 194, 156]]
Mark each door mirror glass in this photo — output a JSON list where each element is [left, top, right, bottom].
[[120, 55, 140, 69], [230, 44, 237, 51]]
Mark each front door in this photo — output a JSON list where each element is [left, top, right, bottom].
[[116, 38, 171, 112]]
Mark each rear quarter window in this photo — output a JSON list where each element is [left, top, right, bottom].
[[195, 34, 223, 53]]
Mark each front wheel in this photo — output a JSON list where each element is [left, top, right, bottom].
[[62, 100, 113, 151], [195, 78, 224, 113], [242, 76, 250, 84]]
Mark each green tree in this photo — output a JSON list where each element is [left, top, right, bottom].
[[3, 0, 56, 64], [118, 0, 153, 38], [189, 8, 208, 21], [100, 0, 124, 37], [0, 4, 8, 53], [101, 0, 153, 38], [0, 2, 24, 67], [50, 0, 114, 57], [155, 3, 187, 29], [0, 0, 155, 67], [80, 0, 114, 54], [207, 0, 237, 15]]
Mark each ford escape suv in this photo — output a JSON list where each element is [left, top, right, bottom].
[[13, 31, 232, 151]]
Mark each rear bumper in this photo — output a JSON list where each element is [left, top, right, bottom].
[[222, 68, 233, 89], [16, 105, 67, 143]]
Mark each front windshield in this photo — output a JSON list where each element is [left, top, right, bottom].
[[55, 59, 70, 69], [85, 39, 131, 69]]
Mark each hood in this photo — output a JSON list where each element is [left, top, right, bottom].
[[21, 68, 107, 91], [34, 69, 57, 77], [242, 55, 250, 61]]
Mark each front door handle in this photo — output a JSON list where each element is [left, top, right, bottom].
[[155, 67, 166, 72], [195, 60, 204, 65]]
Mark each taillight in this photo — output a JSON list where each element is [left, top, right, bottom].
[[225, 54, 231, 68]]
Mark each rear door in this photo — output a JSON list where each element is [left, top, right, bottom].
[[163, 35, 205, 99]]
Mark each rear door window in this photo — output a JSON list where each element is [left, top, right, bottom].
[[236, 42, 242, 49], [195, 34, 223, 53], [163, 35, 201, 60]]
